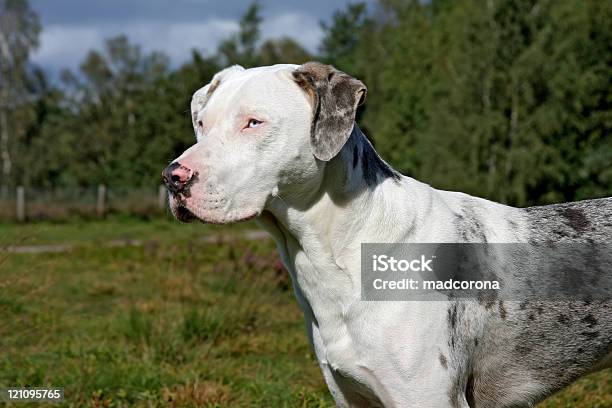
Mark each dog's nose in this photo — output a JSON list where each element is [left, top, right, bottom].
[[162, 162, 193, 194]]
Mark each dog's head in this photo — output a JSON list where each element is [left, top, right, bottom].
[[163, 62, 366, 223]]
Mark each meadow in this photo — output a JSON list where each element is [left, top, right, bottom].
[[0, 219, 609, 407]]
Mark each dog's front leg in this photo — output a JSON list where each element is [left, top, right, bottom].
[[303, 316, 354, 407]]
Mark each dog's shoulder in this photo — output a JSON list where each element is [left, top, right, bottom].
[[522, 197, 612, 243]]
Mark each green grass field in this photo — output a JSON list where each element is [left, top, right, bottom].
[[0, 219, 609, 407]]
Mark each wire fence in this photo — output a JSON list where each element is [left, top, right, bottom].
[[0, 185, 169, 222]]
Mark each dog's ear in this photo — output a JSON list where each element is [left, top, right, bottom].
[[292, 62, 367, 161]]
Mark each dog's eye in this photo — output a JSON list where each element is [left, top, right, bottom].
[[247, 119, 262, 128], [197, 120, 203, 129]]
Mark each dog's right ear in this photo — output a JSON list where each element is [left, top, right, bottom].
[[292, 62, 367, 161], [191, 65, 245, 127]]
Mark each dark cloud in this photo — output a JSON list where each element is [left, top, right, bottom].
[[31, 0, 358, 24], [29, 0, 372, 73]]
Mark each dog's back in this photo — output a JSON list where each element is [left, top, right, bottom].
[[468, 197, 612, 407], [524, 197, 612, 244]]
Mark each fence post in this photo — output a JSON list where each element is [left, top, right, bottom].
[[96, 184, 106, 217], [158, 185, 167, 210], [16, 186, 25, 222]]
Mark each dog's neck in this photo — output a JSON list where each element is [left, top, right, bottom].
[[325, 125, 400, 196], [260, 125, 430, 303], [266, 124, 409, 243]]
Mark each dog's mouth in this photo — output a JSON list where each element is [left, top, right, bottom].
[[174, 203, 198, 223], [169, 193, 259, 224]]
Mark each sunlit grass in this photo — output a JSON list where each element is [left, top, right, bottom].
[[0, 224, 331, 407], [0, 220, 608, 406]]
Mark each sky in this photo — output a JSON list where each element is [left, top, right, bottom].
[[29, 0, 369, 75]]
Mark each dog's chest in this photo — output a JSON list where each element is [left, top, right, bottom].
[[290, 250, 385, 375], [291, 249, 457, 403]]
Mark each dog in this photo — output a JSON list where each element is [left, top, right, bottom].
[[163, 62, 611, 407]]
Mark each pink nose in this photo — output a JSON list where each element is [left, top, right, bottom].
[[162, 162, 194, 194]]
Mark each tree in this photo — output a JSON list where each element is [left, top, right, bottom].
[[0, 0, 40, 195], [13, 0, 608, 208], [24, 1, 311, 190], [321, 0, 611, 206], [319, 2, 369, 69], [218, 1, 262, 67], [34, 35, 173, 187], [219, 2, 313, 67], [258, 37, 312, 65]]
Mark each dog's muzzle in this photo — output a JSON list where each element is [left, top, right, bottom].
[[162, 162, 195, 195]]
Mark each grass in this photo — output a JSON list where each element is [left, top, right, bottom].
[[0, 218, 609, 407], [1, 219, 330, 407], [0, 216, 255, 246]]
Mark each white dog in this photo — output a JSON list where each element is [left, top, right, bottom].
[[163, 62, 611, 408]]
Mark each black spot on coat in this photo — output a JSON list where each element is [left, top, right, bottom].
[[581, 314, 598, 328], [439, 353, 448, 369], [559, 207, 590, 233], [498, 300, 507, 319]]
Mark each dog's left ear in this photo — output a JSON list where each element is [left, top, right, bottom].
[[292, 62, 367, 161]]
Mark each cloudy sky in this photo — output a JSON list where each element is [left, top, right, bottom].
[[29, 0, 368, 75]]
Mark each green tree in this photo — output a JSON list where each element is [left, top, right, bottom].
[[319, 2, 369, 69], [218, 2, 312, 67], [218, 1, 262, 67], [37, 36, 172, 187], [22, 0, 610, 208], [259, 37, 312, 65], [322, 0, 612, 206], [27, 1, 313, 189], [0, 0, 40, 194]]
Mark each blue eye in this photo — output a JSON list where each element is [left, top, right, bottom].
[[247, 119, 262, 128]]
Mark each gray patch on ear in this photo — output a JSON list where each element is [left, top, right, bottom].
[[292, 62, 367, 161]]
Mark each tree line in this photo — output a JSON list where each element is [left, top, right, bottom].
[[0, 0, 610, 207]]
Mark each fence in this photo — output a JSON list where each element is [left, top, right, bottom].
[[0, 185, 169, 222]]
